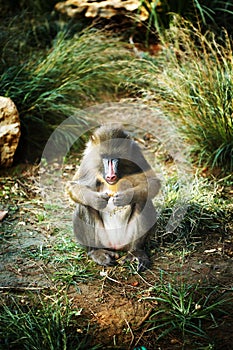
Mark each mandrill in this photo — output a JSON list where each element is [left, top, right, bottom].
[[66, 124, 161, 270]]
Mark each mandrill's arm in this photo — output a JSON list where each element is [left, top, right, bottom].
[[112, 169, 160, 207], [66, 174, 109, 211]]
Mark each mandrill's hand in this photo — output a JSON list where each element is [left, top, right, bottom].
[[66, 182, 109, 210], [113, 189, 134, 207], [87, 191, 109, 211]]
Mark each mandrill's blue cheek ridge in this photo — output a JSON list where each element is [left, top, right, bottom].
[[102, 158, 108, 177]]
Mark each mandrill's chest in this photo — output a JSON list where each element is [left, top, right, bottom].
[[99, 182, 133, 250], [100, 181, 131, 227], [100, 199, 132, 250], [101, 196, 131, 228]]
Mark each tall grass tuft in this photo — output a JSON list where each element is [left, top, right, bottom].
[[0, 295, 98, 350], [153, 175, 230, 247], [136, 17, 233, 172], [0, 28, 134, 161], [138, 0, 233, 33], [145, 272, 231, 347]]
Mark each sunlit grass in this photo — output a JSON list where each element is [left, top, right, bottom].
[[0, 295, 99, 350], [153, 173, 231, 246], [0, 27, 135, 160], [145, 270, 231, 347], [159, 19, 233, 172], [130, 16, 233, 173]]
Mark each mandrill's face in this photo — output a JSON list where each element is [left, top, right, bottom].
[[102, 158, 119, 185]]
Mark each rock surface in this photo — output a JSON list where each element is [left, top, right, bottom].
[[0, 96, 20, 167], [55, 0, 148, 20]]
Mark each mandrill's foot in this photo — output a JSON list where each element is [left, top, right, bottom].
[[125, 250, 150, 271], [88, 249, 119, 267]]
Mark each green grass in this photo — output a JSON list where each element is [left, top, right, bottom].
[[17, 0, 57, 14], [0, 295, 99, 350], [0, 25, 135, 161], [145, 271, 231, 348], [22, 212, 97, 286], [48, 237, 97, 286], [131, 17, 233, 173], [138, 0, 233, 34], [153, 174, 231, 247]]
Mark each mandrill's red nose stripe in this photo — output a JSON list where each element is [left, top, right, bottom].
[[106, 160, 117, 182]]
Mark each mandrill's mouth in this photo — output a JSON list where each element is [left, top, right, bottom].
[[106, 179, 118, 185]]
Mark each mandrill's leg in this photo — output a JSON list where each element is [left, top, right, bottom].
[[123, 200, 156, 271], [124, 229, 151, 271], [73, 204, 119, 267]]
